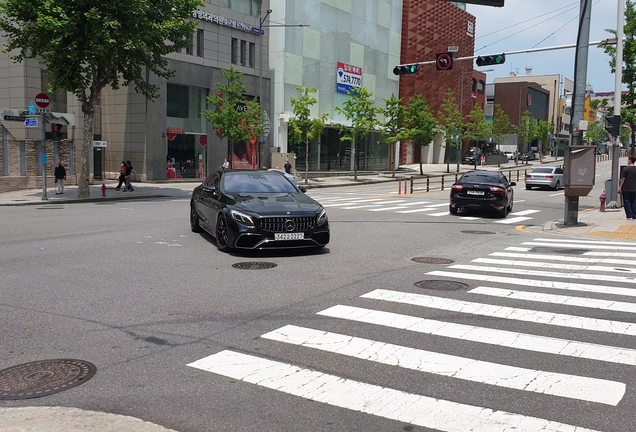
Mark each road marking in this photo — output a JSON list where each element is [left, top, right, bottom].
[[523, 241, 636, 251], [368, 206, 412, 212], [428, 270, 636, 299], [495, 216, 533, 224], [362, 289, 636, 336], [429, 211, 450, 217], [262, 325, 625, 405], [323, 202, 359, 207], [531, 237, 636, 246], [514, 199, 526, 203], [426, 203, 450, 208], [511, 209, 540, 216], [394, 200, 432, 206], [318, 305, 636, 365], [472, 257, 636, 274], [460, 216, 481, 220], [584, 251, 636, 258], [188, 350, 600, 432], [341, 204, 383, 209], [506, 246, 532, 251], [397, 208, 440, 214], [490, 251, 636, 266], [448, 264, 636, 285], [549, 192, 562, 197]]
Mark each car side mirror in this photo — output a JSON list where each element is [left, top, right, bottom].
[[203, 185, 217, 194], [299, 186, 307, 193], [510, 182, 516, 187]]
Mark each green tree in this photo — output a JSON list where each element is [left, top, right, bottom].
[[335, 87, 380, 181], [379, 94, 407, 178], [585, 121, 608, 145], [404, 94, 438, 176], [288, 87, 327, 185], [535, 120, 553, 161], [602, 0, 636, 150], [463, 104, 490, 147], [517, 110, 536, 153], [204, 68, 263, 167], [437, 89, 464, 172], [0, 0, 203, 198]]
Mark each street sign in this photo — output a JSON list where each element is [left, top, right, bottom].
[[92, 141, 107, 148], [261, 111, 271, 141], [35, 93, 50, 108], [28, 102, 35, 115], [436, 52, 453, 71], [24, 117, 38, 128]]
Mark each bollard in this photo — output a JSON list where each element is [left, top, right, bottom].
[[101, 183, 107, 197], [398, 180, 402, 195], [599, 191, 607, 212], [403, 179, 408, 195]]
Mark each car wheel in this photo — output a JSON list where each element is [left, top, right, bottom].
[[497, 206, 508, 218], [449, 204, 458, 215], [507, 197, 514, 213], [190, 202, 203, 233], [525, 184, 532, 190], [215, 213, 231, 252], [554, 180, 561, 191]]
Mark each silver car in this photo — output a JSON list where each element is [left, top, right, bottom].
[[525, 166, 564, 190]]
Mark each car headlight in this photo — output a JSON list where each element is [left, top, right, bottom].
[[317, 209, 328, 226], [230, 210, 255, 227]]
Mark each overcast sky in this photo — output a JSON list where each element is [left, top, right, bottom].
[[466, 0, 621, 93]]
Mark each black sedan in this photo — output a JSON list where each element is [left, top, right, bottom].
[[190, 170, 329, 252], [449, 171, 516, 218]]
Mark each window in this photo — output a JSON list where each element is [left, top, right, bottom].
[[471, 78, 477, 92], [231, 38, 239, 64], [477, 80, 485, 94], [185, 33, 194, 55], [241, 40, 247, 66], [249, 42, 256, 68], [196, 29, 204, 57], [223, 0, 259, 16], [167, 84, 189, 118]]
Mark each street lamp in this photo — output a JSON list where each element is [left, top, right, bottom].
[[258, 5, 272, 169], [458, 68, 493, 172]]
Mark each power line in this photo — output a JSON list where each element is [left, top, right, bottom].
[[531, 0, 605, 48]]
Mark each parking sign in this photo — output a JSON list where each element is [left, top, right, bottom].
[[24, 117, 38, 128]]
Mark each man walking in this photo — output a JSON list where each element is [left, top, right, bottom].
[[54, 161, 66, 194], [619, 155, 636, 219], [123, 160, 134, 192]]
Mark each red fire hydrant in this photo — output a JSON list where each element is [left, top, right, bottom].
[[599, 190, 607, 212], [101, 183, 107, 197]]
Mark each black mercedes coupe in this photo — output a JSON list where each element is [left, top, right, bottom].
[[190, 170, 330, 252]]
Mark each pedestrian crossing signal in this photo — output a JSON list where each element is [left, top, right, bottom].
[[393, 64, 420, 75], [476, 54, 506, 67]]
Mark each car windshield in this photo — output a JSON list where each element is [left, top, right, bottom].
[[532, 168, 554, 173], [223, 172, 298, 194], [460, 173, 500, 183]]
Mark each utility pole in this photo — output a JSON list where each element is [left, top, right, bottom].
[[608, 0, 625, 208], [564, 0, 592, 225]]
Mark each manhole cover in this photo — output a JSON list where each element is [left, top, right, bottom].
[[411, 257, 455, 264], [415, 280, 469, 291], [460, 230, 495, 235], [232, 262, 278, 270], [530, 247, 591, 255], [0, 359, 97, 400]]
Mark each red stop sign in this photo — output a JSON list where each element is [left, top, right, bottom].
[[35, 93, 50, 108]]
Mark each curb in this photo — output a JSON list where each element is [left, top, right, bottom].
[[0, 194, 171, 207]]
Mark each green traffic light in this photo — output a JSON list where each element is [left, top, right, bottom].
[[408, 65, 417, 73]]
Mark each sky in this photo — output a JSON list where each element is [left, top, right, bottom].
[[466, 0, 622, 93]]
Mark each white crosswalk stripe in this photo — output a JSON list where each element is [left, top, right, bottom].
[[187, 236, 636, 430]]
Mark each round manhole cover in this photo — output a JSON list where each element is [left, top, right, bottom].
[[415, 280, 469, 291], [232, 262, 278, 270], [411, 257, 455, 264], [0, 359, 97, 400], [460, 230, 495, 235]]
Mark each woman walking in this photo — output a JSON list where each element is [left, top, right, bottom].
[[123, 160, 134, 192], [115, 161, 126, 190]]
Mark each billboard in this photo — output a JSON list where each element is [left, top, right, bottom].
[[336, 62, 362, 95]]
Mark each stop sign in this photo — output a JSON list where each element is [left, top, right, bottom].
[[35, 93, 50, 108]]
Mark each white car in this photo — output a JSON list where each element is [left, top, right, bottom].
[[525, 166, 564, 190]]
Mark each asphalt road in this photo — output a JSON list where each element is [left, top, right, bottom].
[[1, 159, 633, 432]]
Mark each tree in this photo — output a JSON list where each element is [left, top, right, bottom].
[[585, 121, 608, 145], [379, 94, 407, 178], [0, 0, 203, 198], [288, 87, 327, 185], [491, 104, 515, 147], [204, 68, 263, 169], [335, 87, 380, 181], [517, 110, 536, 153], [463, 104, 490, 147], [602, 0, 636, 151], [437, 89, 464, 173], [535, 120, 553, 161], [404, 94, 438, 176]]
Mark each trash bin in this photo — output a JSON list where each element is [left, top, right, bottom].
[[605, 179, 623, 207]]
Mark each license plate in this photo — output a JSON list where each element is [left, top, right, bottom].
[[466, 190, 485, 195], [274, 233, 305, 240]]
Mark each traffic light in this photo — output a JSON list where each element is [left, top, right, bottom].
[[605, 114, 621, 137], [393, 64, 420, 75], [476, 54, 506, 67], [52, 123, 63, 141]]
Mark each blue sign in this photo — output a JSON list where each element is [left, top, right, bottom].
[[41, 153, 46, 165], [28, 102, 35, 115], [24, 117, 38, 128]]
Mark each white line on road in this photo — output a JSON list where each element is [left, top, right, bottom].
[[368, 206, 412, 212], [426, 203, 450, 208], [187, 350, 600, 432], [505, 246, 532, 252], [511, 210, 541, 216], [549, 192, 562, 197], [460, 216, 482, 220], [397, 208, 440, 214], [427, 270, 636, 299], [490, 251, 636, 266], [532, 237, 636, 246], [428, 211, 450, 217], [262, 325, 624, 405], [494, 216, 533, 224], [318, 305, 636, 365], [362, 289, 636, 336], [469, 286, 636, 315], [394, 200, 432, 206], [341, 204, 383, 209], [523, 241, 636, 251], [472, 257, 636, 274]]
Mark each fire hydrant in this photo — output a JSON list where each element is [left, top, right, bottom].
[[101, 183, 107, 197], [599, 190, 607, 212]]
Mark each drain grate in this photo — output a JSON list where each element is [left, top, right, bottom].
[[415, 280, 468, 291], [411, 257, 454, 265], [0, 359, 97, 400], [232, 262, 278, 270], [460, 230, 495, 235]]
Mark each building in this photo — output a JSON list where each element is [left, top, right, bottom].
[[0, 0, 272, 189]]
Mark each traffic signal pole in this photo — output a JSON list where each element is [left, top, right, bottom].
[[41, 111, 47, 201], [608, 0, 625, 209]]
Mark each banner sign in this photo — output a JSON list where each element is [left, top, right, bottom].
[[192, 10, 263, 35], [336, 62, 362, 95]]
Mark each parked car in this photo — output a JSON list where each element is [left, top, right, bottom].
[[462, 150, 482, 165], [525, 166, 564, 190], [521, 151, 537, 161], [449, 171, 516, 218], [503, 151, 515, 160], [190, 170, 329, 252]]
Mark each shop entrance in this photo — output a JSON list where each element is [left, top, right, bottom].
[[166, 132, 206, 179]]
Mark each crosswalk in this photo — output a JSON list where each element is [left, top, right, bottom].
[[187, 237, 636, 431], [307, 192, 540, 223]]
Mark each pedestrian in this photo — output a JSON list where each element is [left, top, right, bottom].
[[480, 154, 486, 167], [284, 159, 292, 175], [115, 161, 126, 190], [54, 161, 66, 194], [123, 160, 134, 192], [221, 158, 229, 170], [619, 155, 636, 219]]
